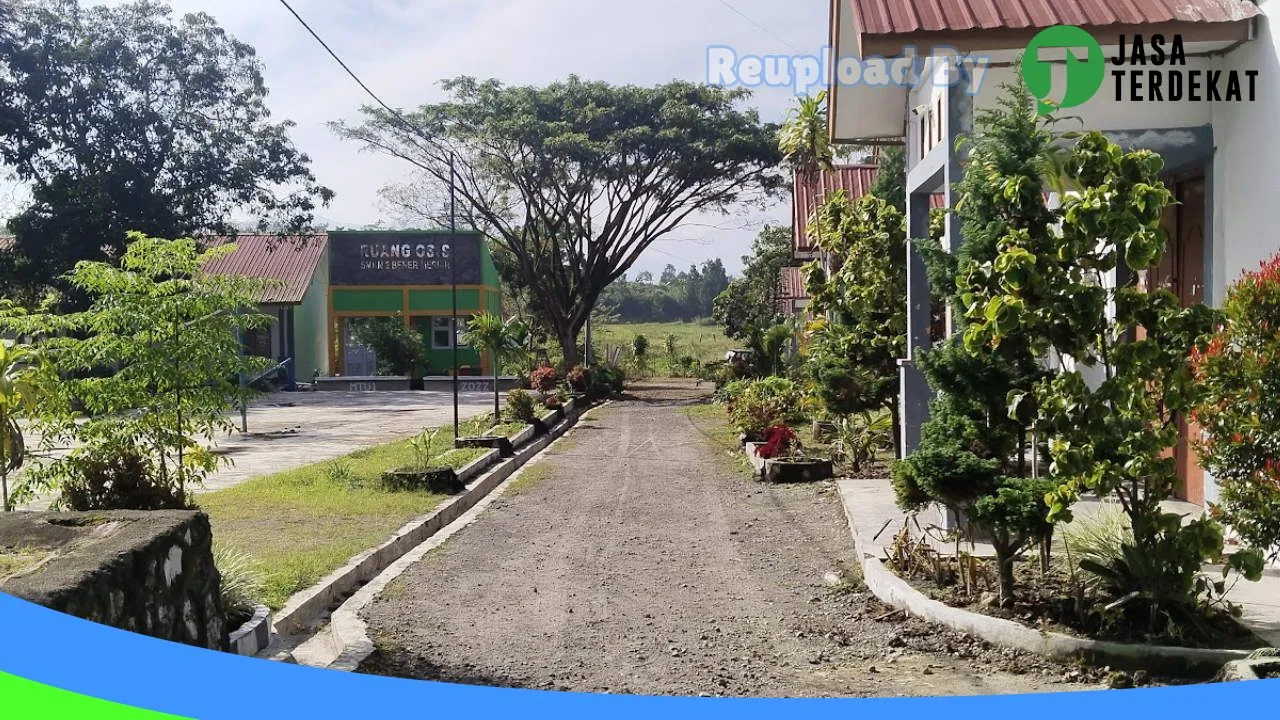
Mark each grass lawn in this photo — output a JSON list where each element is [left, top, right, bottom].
[[596, 321, 736, 365], [199, 416, 494, 609]]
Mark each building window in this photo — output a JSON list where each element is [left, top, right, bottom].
[[431, 317, 470, 349]]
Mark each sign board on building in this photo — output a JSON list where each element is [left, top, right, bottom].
[[328, 232, 483, 286]]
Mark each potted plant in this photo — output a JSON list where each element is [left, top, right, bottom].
[[755, 424, 834, 484], [381, 427, 464, 493]]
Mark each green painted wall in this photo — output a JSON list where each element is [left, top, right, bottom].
[[332, 289, 403, 313], [293, 246, 330, 377], [408, 288, 480, 311]]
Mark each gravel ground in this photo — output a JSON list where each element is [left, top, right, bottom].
[[358, 381, 1113, 697]]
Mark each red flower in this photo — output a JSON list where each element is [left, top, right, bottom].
[[755, 424, 798, 459]]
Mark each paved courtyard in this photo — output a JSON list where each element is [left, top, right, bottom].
[[199, 390, 495, 492]]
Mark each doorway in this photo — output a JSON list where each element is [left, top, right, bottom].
[[1149, 171, 1207, 505]]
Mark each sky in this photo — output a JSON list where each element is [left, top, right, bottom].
[[19, 0, 834, 278]]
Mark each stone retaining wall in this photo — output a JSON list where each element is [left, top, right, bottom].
[[0, 510, 226, 651]]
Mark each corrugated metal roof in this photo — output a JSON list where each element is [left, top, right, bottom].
[[779, 265, 808, 301], [793, 166, 946, 250], [793, 165, 881, 251], [201, 234, 327, 305], [851, 0, 1260, 35]]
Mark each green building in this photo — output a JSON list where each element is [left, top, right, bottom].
[[206, 230, 502, 382], [326, 231, 502, 377]]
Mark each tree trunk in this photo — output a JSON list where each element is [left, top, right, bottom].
[[491, 349, 500, 421], [995, 540, 1017, 607], [2, 472, 9, 513], [555, 323, 582, 370], [891, 395, 903, 460]]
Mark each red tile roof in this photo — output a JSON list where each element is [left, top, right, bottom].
[[201, 234, 328, 305], [850, 0, 1259, 36], [0, 235, 13, 251], [793, 165, 880, 251]]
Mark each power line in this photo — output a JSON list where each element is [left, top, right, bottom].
[[714, 0, 801, 52], [275, 0, 437, 150]]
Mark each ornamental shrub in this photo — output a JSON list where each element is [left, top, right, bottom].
[[727, 377, 805, 437], [506, 389, 538, 423], [1195, 253, 1280, 562], [529, 365, 559, 394]]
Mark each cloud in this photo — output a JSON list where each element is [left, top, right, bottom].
[[63, 0, 830, 274]]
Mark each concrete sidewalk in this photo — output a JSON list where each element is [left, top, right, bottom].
[[837, 476, 1280, 648]]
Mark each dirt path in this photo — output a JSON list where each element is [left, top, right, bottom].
[[359, 381, 1105, 697]]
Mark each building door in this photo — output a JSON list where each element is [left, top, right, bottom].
[[342, 319, 378, 377], [1150, 173, 1207, 504]]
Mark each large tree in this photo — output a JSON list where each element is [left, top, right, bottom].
[[712, 226, 792, 341], [0, 0, 333, 304], [334, 76, 782, 366]]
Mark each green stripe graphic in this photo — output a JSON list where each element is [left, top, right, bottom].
[[0, 671, 191, 719]]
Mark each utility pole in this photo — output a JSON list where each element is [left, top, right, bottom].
[[450, 152, 460, 442]]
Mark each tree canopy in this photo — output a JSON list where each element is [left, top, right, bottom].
[[712, 226, 792, 341], [334, 76, 783, 365], [0, 0, 333, 303]]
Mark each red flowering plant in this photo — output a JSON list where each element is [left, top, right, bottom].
[[1194, 253, 1280, 564], [529, 366, 560, 394], [754, 424, 801, 460]]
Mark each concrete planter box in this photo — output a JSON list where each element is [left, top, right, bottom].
[[534, 407, 565, 435], [315, 376, 411, 392], [1219, 655, 1280, 681], [455, 435, 515, 458], [422, 376, 522, 394], [744, 442, 767, 475], [505, 424, 536, 449], [762, 458, 834, 484], [380, 467, 463, 494], [228, 605, 273, 656]]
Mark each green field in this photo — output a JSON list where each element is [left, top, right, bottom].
[[595, 321, 737, 365]]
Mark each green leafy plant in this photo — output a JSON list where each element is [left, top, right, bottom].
[[58, 443, 191, 511], [462, 312, 530, 418], [4, 234, 273, 506], [214, 546, 266, 622], [0, 341, 53, 512], [408, 427, 443, 470], [506, 389, 537, 423], [727, 377, 805, 438], [803, 190, 907, 435], [891, 83, 1059, 606], [351, 314, 425, 377], [631, 334, 649, 363], [664, 334, 679, 359], [565, 365, 588, 393], [777, 90, 834, 175], [1194, 253, 1280, 563], [831, 413, 893, 473]]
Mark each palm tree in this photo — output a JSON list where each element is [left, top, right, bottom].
[[0, 343, 46, 512], [462, 313, 529, 422]]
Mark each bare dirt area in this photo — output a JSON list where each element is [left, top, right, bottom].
[[358, 380, 1113, 697]]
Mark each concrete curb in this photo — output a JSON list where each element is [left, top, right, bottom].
[[835, 480, 1254, 677], [269, 412, 576, 640], [228, 605, 273, 656], [277, 402, 596, 668]]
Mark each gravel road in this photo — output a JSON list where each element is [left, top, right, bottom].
[[359, 381, 1108, 697]]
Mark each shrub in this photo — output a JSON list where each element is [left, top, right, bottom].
[[1195, 253, 1280, 563], [566, 365, 588, 393], [506, 389, 538, 423], [587, 364, 626, 399], [529, 365, 560, 394], [831, 413, 893, 473], [214, 546, 266, 623], [727, 377, 805, 437], [664, 334, 679, 358], [632, 334, 649, 360], [754, 424, 799, 459], [58, 445, 191, 511]]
